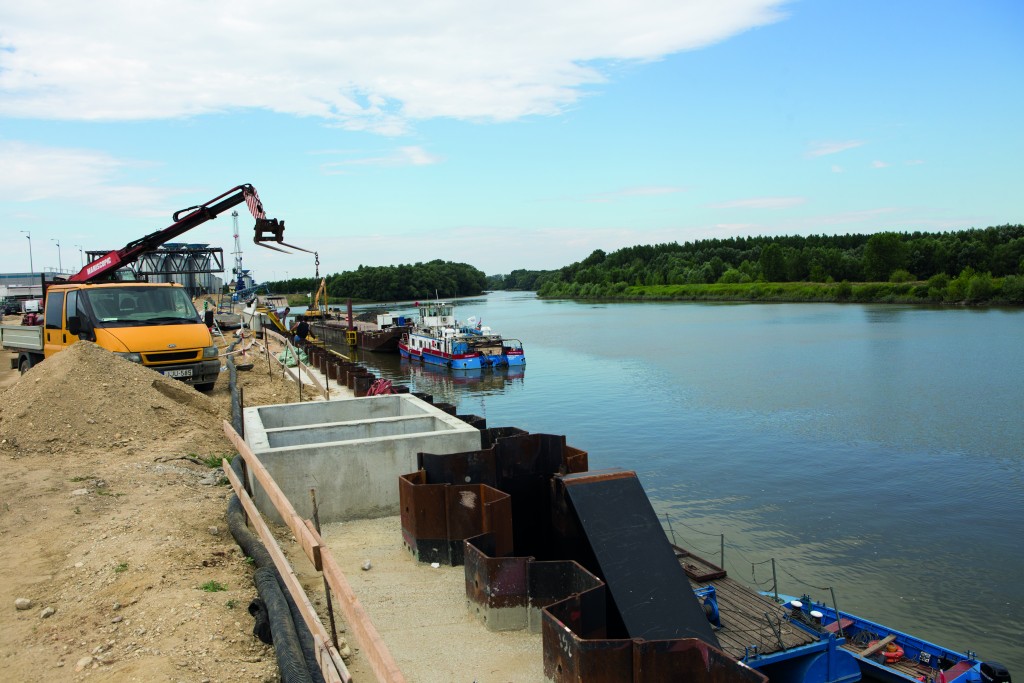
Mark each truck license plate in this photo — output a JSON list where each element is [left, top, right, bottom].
[[162, 368, 193, 378]]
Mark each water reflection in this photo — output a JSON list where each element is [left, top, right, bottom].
[[402, 360, 525, 396]]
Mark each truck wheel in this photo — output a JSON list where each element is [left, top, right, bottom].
[[19, 357, 31, 375], [195, 382, 216, 392]]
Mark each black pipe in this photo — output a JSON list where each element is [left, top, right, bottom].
[[254, 567, 314, 683]]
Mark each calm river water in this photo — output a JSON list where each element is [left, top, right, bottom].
[[336, 291, 1022, 671]]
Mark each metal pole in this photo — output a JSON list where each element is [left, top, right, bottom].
[[52, 239, 62, 273], [828, 587, 845, 638], [664, 513, 677, 545], [771, 558, 778, 600], [20, 231, 33, 273], [720, 534, 725, 568]]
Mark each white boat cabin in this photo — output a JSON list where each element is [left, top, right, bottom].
[[417, 303, 456, 330]]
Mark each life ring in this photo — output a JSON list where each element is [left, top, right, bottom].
[[883, 643, 904, 663]]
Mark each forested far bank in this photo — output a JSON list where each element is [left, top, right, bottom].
[[265, 259, 487, 303], [509, 225, 1024, 304]]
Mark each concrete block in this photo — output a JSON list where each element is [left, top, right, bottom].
[[243, 394, 481, 524]]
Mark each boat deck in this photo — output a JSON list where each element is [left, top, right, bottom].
[[838, 638, 968, 682], [675, 545, 819, 660]]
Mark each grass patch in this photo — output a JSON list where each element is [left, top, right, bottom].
[[114, 562, 129, 573], [225, 599, 238, 609], [197, 453, 230, 468], [200, 580, 227, 593]]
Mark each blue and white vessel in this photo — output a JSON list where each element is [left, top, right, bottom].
[[398, 301, 525, 370], [769, 593, 1011, 683]]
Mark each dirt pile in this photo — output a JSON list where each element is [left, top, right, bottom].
[[0, 336, 300, 681], [0, 341, 219, 456]]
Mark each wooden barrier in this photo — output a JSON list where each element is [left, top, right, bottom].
[[222, 460, 349, 683], [223, 420, 407, 683]]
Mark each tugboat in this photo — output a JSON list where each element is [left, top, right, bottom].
[[398, 301, 525, 370]]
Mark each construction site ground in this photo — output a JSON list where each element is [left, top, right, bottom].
[[0, 314, 341, 682], [0, 311, 541, 682]]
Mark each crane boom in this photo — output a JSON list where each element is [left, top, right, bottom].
[[69, 184, 306, 283]]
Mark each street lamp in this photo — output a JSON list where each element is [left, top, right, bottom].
[[19, 230, 33, 274], [74, 244, 84, 268], [51, 239, 63, 273]]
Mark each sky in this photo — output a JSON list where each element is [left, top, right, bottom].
[[1, 0, 1021, 282]]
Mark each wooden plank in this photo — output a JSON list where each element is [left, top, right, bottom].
[[861, 634, 897, 657], [222, 421, 323, 571], [222, 460, 351, 683], [297, 356, 329, 399]]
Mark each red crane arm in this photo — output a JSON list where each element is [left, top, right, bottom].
[[69, 184, 304, 283]]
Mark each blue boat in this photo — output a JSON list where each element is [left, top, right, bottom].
[[768, 593, 1011, 683], [398, 302, 525, 370]]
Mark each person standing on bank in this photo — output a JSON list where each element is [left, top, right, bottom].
[[278, 306, 290, 328], [291, 316, 310, 344]]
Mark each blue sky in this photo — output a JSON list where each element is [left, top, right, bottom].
[[1, 0, 1021, 281]]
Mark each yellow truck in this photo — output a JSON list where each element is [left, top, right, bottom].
[[1, 281, 221, 391], [0, 183, 306, 392]]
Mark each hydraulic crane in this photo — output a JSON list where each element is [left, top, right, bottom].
[[69, 184, 307, 283]]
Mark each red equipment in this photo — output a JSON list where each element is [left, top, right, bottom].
[[69, 184, 307, 283]]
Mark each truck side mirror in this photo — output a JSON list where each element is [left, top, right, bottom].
[[67, 316, 81, 335]]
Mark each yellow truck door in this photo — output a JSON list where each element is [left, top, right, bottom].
[[42, 288, 81, 359]]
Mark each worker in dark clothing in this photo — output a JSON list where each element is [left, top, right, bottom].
[[291, 317, 310, 344]]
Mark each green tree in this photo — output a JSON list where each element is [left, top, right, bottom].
[[760, 243, 786, 281], [863, 232, 908, 281]]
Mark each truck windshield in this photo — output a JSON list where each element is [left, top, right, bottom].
[[81, 287, 201, 327]]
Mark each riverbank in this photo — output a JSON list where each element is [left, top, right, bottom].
[[536, 276, 1024, 305]]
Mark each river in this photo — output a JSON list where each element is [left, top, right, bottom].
[[325, 291, 1023, 672]]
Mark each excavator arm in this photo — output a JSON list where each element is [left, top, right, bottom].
[[70, 184, 308, 283]]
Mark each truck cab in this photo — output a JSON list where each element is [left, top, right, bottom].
[[39, 282, 220, 391]]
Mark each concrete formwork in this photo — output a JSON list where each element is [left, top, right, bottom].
[[243, 394, 481, 524]]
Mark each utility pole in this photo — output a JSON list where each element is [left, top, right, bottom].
[[52, 238, 62, 273], [74, 244, 84, 268], [20, 230, 33, 274]]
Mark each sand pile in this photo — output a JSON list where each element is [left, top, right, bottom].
[[0, 341, 221, 455]]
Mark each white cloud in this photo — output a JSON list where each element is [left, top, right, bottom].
[[831, 165, 844, 173], [0, 1, 788, 133], [709, 197, 806, 209], [320, 146, 442, 173], [806, 140, 864, 157], [871, 160, 889, 168], [0, 140, 176, 213]]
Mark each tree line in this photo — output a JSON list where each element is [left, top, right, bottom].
[[512, 225, 1024, 304], [266, 259, 488, 303]]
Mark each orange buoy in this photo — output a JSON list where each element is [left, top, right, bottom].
[[883, 643, 905, 663]]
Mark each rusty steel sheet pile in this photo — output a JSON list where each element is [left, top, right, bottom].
[[542, 596, 769, 683], [396, 423, 765, 682], [398, 471, 512, 565], [412, 430, 588, 561], [464, 533, 605, 633]]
